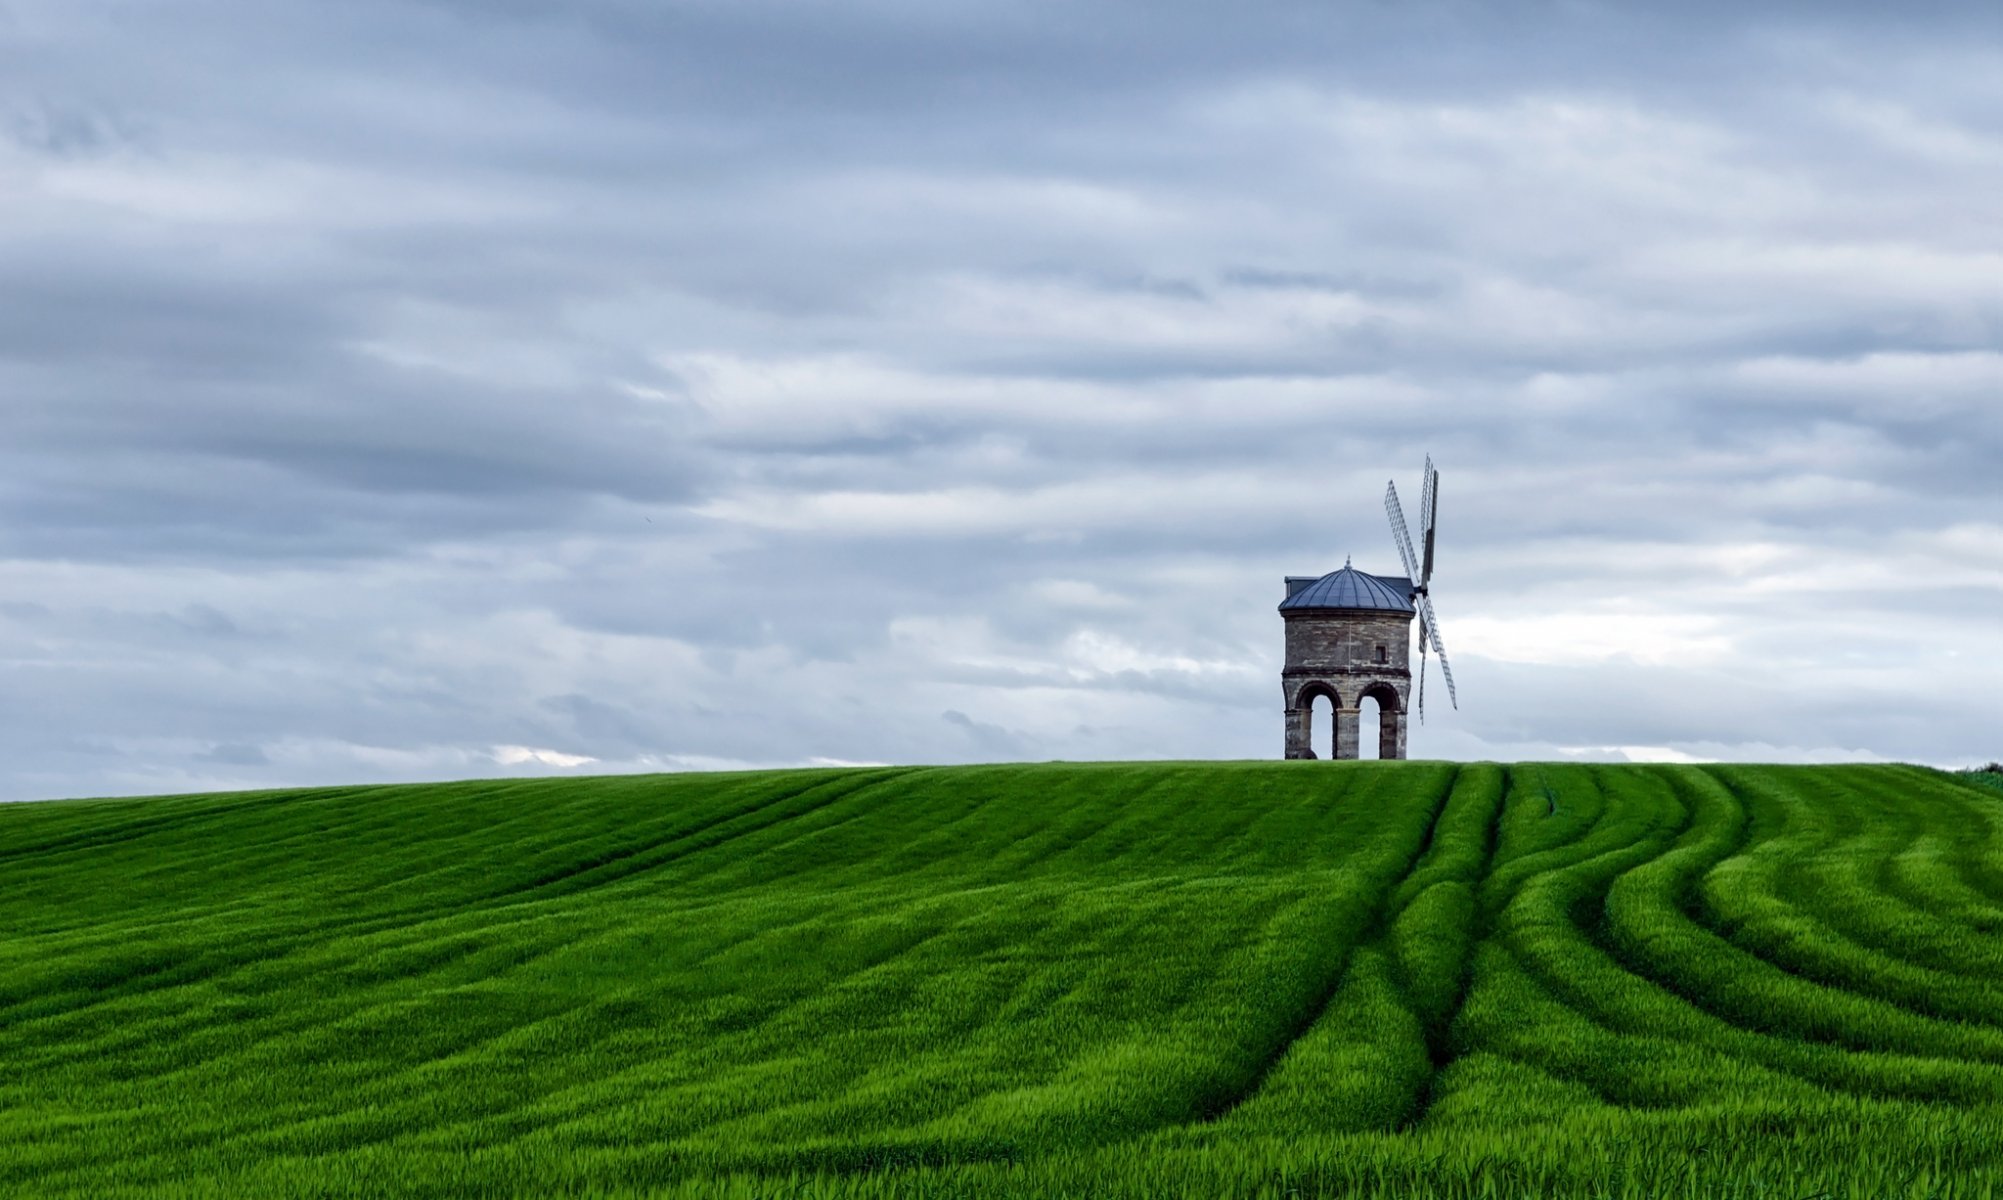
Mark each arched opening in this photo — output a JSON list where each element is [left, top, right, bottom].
[[1360, 682, 1403, 761], [1291, 681, 1341, 761]]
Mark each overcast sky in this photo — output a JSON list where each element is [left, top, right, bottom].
[[4, 1, 2002, 801]]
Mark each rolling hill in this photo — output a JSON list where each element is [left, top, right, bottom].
[[3, 762, 2001, 1198]]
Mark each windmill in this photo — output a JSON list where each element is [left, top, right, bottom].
[[1384, 456, 1458, 722]]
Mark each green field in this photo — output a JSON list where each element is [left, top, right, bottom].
[[4, 763, 2003, 1198]]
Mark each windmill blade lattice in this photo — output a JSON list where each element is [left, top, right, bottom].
[[1418, 457, 1433, 527], [1419, 459, 1439, 586], [1384, 482, 1420, 582], [1417, 593, 1458, 710], [1414, 631, 1428, 721]]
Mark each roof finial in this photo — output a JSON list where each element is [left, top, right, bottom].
[[1345, 554, 1352, 568]]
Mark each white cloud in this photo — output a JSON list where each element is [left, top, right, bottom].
[[1452, 612, 1735, 669], [1613, 745, 1713, 764], [492, 745, 599, 768]]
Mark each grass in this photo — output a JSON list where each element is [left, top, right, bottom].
[[1, 761, 2000, 1197]]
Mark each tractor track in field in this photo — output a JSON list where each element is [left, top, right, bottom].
[[1686, 771, 2003, 1034], [1926, 770, 2003, 910], [1619, 771, 2003, 1073], [1485, 768, 1794, 1107], [1476, 767, 2003, 1111], [1194, 765, 1462, 1127], [1395, 763, 1659, 1123], [1555, 768, 1986, 1104], [1396, 762, 1504, 1129]]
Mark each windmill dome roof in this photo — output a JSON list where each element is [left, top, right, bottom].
[[1279, 563, 1415, 614]]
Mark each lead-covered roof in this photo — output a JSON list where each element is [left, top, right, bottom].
[[1279, 564, 1415, 613]]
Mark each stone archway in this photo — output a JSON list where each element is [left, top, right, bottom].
[[1284, 680, 1344, 759], [1358, 681, 1407, 760]]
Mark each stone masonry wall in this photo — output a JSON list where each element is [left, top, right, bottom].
[[1283, 612, 1412, 676], [1281, 610, 1413, 760]]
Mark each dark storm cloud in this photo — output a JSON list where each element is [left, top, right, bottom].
[[3, 0, 2002, 800]]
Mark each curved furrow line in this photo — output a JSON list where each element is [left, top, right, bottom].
[[1474, 764, 1620, 919], [688, 877, 1353, 1161], [1388, 763, 1503, 1128], [1610, 769, 2003, 1063], [1858, 770, 1956, 908], [1797, 828, 2003, 984], [1379, 764, 1469, 900], [1414, 1046, 1625, 1126], [1924, 769, 2003, 906], [1157, 764, 1467, 1142], [458, 853, 1362, 1169], [1388, 764, 1502, 915], [1579, 769, 2003, 1104], [1484, 771, 1687, 972], [1269, 762, 1475, 1132], [1475, 766, 1888, 1103], [1887, 769, 2003, 919], [1880, 843, 2003, 977], [1455, 940, 1830, 1113], [1491, 766, 1686, 930], [1210, 943, 1431, 1132], [1188, 765, 1458, 1132], [1687, 768, 2003, 1029], [1403, 765, 1746, 1123], [1878, 817, 2003, 939]]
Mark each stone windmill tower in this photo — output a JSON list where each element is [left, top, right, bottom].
[[1279, 458, 1458, 760]]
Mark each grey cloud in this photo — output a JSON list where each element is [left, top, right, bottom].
[[941, 709, 1030, 760], [200, 742, 270, 767]]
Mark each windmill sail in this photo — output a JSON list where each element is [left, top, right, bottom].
[[1388, 457, 1457, 723], [1419, 459, 1438, 585], [1384, 482, 1420, 582], [1418, 592, 1458, 709]]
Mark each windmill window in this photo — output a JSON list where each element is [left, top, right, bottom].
[[1376, 645, 1388, 664]]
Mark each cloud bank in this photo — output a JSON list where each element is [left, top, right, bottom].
[[4, 0, 2001, 799]]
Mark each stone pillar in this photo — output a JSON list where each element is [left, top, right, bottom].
[[1335, 706, 1361, 761], [1283, 707, 1313, 759], [1382, 705, 1405, 760]]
